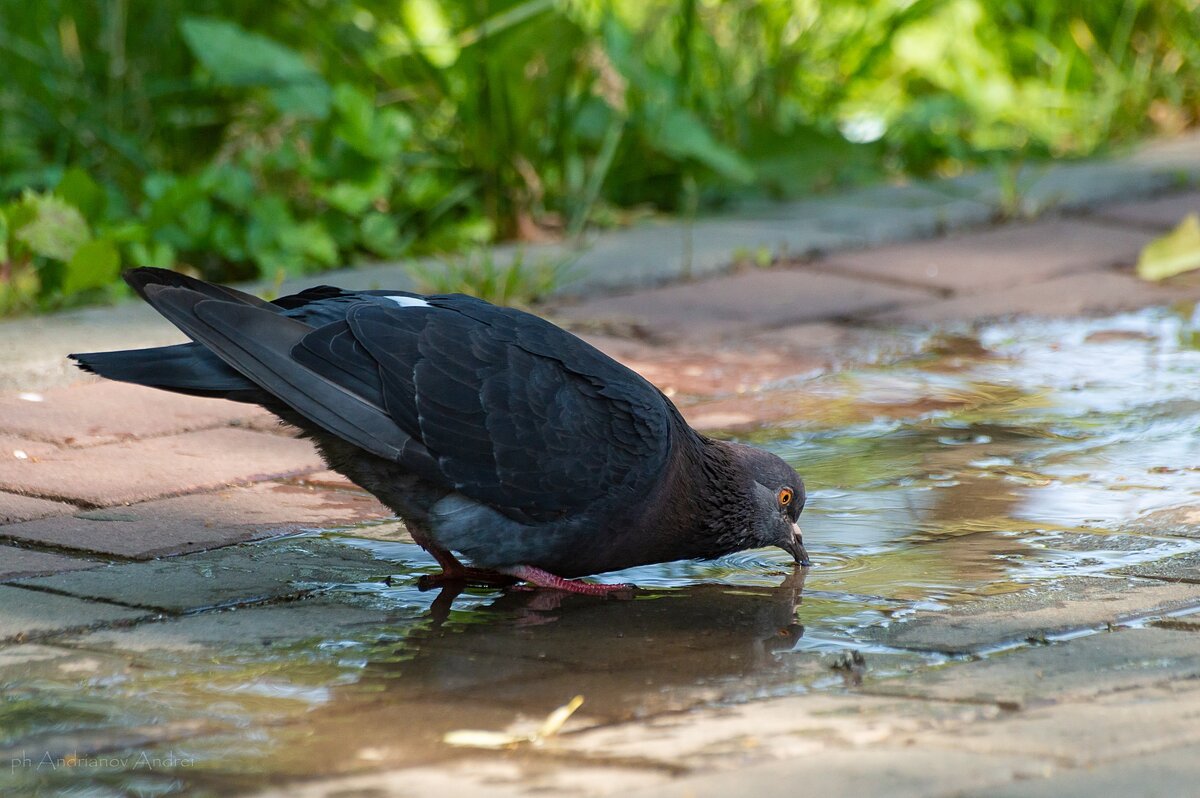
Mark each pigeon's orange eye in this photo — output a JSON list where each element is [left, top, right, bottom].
[[779, 488, 794, 507]]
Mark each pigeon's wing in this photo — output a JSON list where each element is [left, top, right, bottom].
[[136, 284, 441, 479], [134, 282, 672, 524], [306, 298, 675, 523]]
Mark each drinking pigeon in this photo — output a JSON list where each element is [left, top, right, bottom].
[[72, 268, 809, 594]]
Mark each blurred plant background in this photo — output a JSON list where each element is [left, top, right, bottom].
[[1, 0, 1198, 314]]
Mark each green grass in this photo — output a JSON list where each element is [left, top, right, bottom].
[[1, 0, 1198, 314]]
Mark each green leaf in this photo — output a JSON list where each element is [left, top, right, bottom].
[[128, 240, 175, 269], [401, 0, 459, 68], [651, 108, 754, 184], [180, 17, 331, 118], [246, 195, 294, 263], [332, 84, 376, 153], [102, 221, 149, 244], [331, 83, 409, 160], [1137, 214, 1200, 281], [0, 209, 8, 265], [319, 169, 392, 216], [209, 215, 246, 262], [63, 238, 120, 295], [360, 212, 408, 257], [280, 221, 338, 268], [55, 168, 106, 222], [14, 192, 91, 262], [201, 164, 256, 210]]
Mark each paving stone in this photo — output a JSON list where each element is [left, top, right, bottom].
[[0, 481, 389, 558], [65, 596, 407, 653], [973, 745, 1200, 797], [865, 576, 1200, 654], [945, 158, 1185, 216], [251, 760, 669, 798], [0, 381, 271, 447], [762, 184, 995, 248], [1126, 503, 1200, 538], [0, 545, 100, 580], [1093, 190, 1200, 229], [866, 627, 1200, 707], [825, 219, 1151, 294], [0, 300, 188, 393], [919, 681, 1200, 769], [0, 435, 62, 462], [0, 490, 75, 524], [0, 585, 147, 642], [620, 345, 822, 401], [290, 469, 363, 491], [1116, 551, 1200, 583], [546, 218, 863, 299], [1154, 613, 1200, 631], [558, 267, 934, 341], [0, 427, 323, 506], [0, 643, 76, 669], [14, 537, 401, 613], [0, 643, 142, 689], [627, 747, 1050, 798], [870, 270, 1184, 324], [556, 692, 994, 765]]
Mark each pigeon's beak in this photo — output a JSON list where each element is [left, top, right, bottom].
[[781, 522, 811, 567]]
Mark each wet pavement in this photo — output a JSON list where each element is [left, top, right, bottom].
[[5, 304, 1200, 795]]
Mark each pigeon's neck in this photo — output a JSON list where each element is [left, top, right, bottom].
[[653, 431, 757, 558]]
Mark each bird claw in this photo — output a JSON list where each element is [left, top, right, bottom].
[[501, 565, 635, 597]]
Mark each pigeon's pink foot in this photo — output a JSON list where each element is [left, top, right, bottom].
[[501, 565, 634, 596]]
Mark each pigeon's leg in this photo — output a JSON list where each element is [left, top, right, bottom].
[[410, 528, 517, 589], [500, 565, 633, 596]]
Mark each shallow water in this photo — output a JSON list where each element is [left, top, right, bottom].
[[7, 308, 1200, 794]]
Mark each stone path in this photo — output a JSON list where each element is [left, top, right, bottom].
[[1, 136, 1200, 795]]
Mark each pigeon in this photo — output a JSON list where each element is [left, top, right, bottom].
[[71, 268, 809, 594]]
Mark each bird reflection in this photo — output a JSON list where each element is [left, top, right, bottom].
[[367, 567, 809, 716], [249, 569, 812, 778]]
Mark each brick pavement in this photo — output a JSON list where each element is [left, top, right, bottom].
[[2, 165, 1200, 796]]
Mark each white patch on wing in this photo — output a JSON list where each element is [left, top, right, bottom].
[[386, 295, 430, 308]]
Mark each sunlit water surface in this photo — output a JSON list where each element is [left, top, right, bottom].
[[7, 308, 1200, 795]]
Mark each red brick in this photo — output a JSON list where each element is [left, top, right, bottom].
[[0, 481, 391, 558], [292, 470, 362, 490], [1094, 190, 1200, 230], [824, 219, 1152, 293], [0, 381, 272, 446], [0, 545, 99, 579], [0, 428, 323, 506], [556, 267, 932, 341], [870, 270, 1187, 324], [0, 490, 76, 524]]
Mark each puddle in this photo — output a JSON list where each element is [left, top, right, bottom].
[[7, 307, 1200, 793]]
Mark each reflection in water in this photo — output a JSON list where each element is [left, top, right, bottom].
[[390, 567, 809, 718], [10, 307, 1200, 794]]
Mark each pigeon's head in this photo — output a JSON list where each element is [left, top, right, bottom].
[[728, 443, 809, 567]]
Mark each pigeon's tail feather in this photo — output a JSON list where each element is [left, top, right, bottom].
[[69, 343, 265, 402], [134, 283, 430, 469], [122, 267, 276, 310]]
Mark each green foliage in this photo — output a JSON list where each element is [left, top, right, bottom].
[[406, 249, 574, 308], [1, 0, 1199, 315], [0, 189, 123, 313], [180, 16, 332, 118], [1137, 214, 1200, 281]]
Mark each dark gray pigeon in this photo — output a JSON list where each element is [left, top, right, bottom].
[[72, 268, 809, 594]]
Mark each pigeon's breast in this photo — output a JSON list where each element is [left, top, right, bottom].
[[426, 492, 668, 577]]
